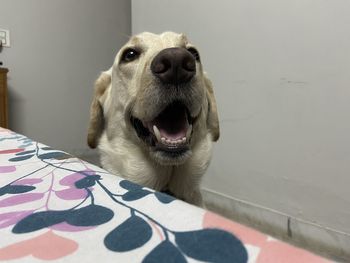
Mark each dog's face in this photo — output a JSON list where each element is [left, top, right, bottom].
[[88, 32, 219, 166]]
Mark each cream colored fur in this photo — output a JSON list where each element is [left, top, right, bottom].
[[87, 32, 219, 206]]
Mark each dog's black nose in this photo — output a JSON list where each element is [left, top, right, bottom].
[[151, 48, 196, 85]]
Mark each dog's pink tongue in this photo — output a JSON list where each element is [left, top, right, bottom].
[[147, 105, 189, 141], [154, 112, 189, 140], [146, 102, 191, 142], [162, 105, 188, 139], [158, 126, 187, 140]]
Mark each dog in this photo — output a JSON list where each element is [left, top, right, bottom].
[[87, 32, 219, 206]]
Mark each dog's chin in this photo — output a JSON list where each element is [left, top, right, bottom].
[[151, 148, 192, 166], [130, 100, 195, 166]]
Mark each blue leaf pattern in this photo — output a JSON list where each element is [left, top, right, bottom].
[[122, 189, 152, 201], [75, 175, 101, 189], [142, 241, 187, 263], [154, 192, 175, 204], [0, 185, 36, 196], [9, 155, 35, 162], [38, 152, 70, 160], [119, 180, 142, 191], [13, 206, 114, 233], [12, 210, 69, 233], [67, 205, 114, 226], [104, 215, 152, 252], [175, 229, 248, 263]]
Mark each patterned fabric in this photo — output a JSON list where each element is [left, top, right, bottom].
[[0, 128, 329, 262]]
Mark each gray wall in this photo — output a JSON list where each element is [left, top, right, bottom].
[[0, 0, 130, 156], [132, 0, 350, 235]]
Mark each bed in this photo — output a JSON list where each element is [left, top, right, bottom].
[[0, 128, 330, 262]]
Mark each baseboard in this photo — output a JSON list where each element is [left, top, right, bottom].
[[202, 188, 350, 262]]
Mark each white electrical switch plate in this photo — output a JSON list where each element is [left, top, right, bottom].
[[0, 29, 10, 47]]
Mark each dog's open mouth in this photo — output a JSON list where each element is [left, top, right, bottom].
[[131, 101, 193, 153]]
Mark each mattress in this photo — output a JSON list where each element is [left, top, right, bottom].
[[0, 128, 330, 262]]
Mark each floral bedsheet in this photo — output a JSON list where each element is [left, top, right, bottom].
[[0, 128, 329, 262]]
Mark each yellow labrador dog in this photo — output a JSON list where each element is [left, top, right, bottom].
[[87, 32, 219, 206]]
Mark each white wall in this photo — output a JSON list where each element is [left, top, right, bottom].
[[132, 0, 350, 237], [0, 0, 130, 156]]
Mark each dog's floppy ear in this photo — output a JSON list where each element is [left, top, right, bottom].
[[204, 74, 220, 142], [87, 70, 111, 148]]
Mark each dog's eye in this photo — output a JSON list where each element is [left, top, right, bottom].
[[187, 47, 200, 61], [121, 48, 140, 62]]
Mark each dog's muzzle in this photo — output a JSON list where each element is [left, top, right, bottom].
[[130, 48, 198, 160]]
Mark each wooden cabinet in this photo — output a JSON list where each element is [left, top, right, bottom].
[[0, 68, 9, 128]]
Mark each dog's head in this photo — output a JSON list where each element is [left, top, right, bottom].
[[88, 32, 219, 165]]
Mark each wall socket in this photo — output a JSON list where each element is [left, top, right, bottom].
[[0, 29, 10, 47]]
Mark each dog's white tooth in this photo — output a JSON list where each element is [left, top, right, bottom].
[[161, 138, 168, 146], [186, 125, 192, 141], [182, 137, 186, 142], [153, 125, 161, 142]]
